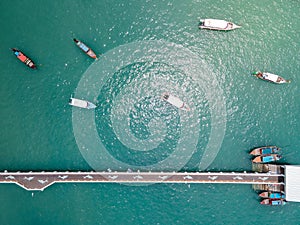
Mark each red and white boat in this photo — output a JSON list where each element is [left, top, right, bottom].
[[12, 48, 36, 69], [260, 199, 286, 206]]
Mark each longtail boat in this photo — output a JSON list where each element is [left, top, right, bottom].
[[73, 38, 97, 59], [250, 146, 280, 156], [252, 154, 282, 163], [199, 19, 241, 31], [259, 192, 285, 199], [11, 48, 36, 69], [260, 199, 286, 206], [252, 71, 291, 84]]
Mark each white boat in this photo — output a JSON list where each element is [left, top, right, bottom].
[[252, 71, 291, 84], [162, 93, 190, 111], [69, 97, 97, 109], [199, 19, 241, 31]]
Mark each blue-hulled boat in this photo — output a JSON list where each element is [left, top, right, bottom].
[[260, 199, 286, 206], [250, 146, 281, 156], [259, 192, 285, 199], [73, 38, 97, 59], [252, 154, 282, 163]]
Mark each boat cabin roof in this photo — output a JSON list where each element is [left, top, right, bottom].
[[262, 73, 279, 82], [166, 94, 184, 108], [69, 98, 88, 108], [262, 155, 274, 162], [78, 42, 89, 52], [204, 19, 228, 29]]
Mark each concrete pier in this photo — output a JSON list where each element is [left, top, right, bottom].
[[0, 171, 284, 191]]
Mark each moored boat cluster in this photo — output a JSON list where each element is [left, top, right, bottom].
[[250, 146, 282, 164], [250, 146, 286, 205], [259, 192, 286, 206]]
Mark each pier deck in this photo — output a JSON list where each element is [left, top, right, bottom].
[[0, 171, 284, 191]]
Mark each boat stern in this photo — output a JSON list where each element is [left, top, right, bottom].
[[198, 19, 205, 28], [31, 65, 37, 69], [68, 98, 74, 105]]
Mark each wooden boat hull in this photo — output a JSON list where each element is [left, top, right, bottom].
[[260, 199, 286, 205], [12, 48, 36, 69], [259, 192, 269, 198], [252, 71, 290, 84], [199, 19, 241, 31], [252, 154, 281, 163], [259, 192, 285, 199], [73, 38, 97, 59], [250, 146, 280, 156]]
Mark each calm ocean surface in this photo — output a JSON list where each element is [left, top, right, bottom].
[[1, 0, 300, 224]]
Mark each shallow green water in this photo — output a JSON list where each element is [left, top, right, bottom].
[[1, 0, 300, 224]]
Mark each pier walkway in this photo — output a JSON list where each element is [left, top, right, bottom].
[[0, 171, 284, 191]]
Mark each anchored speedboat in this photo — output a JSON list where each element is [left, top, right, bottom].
[[162, 93, 190, 111], [11, 48, 36, 69], [69, 97, 97, 109], [73, 38, 97, 59], [252, 71, 291, 84], [199, 19, 241, 31]]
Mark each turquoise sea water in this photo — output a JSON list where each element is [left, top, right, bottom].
[[1, 0, 300, 224]]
